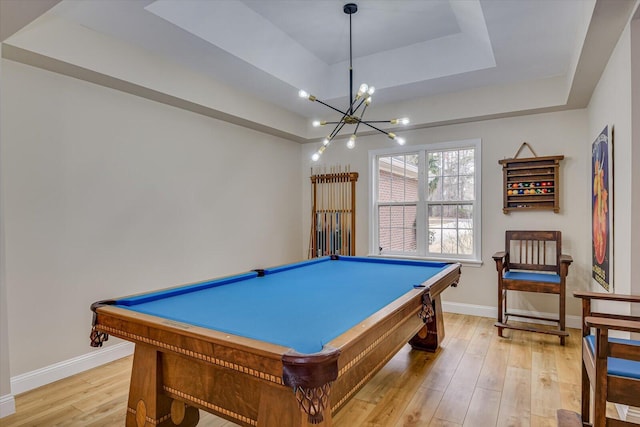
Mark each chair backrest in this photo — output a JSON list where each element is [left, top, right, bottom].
[[505, 230, 561, 274]]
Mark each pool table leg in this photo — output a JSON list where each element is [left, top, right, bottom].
[[408, 294, 444, 352], [126, 344, 200, 427]]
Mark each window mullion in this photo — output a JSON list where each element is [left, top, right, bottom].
[[416, 150, 427, 255]]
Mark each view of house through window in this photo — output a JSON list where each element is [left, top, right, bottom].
[[377, 154, 419, 254], [372, 140, 481, 261]]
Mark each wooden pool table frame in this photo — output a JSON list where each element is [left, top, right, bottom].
[[90, 259, 461, 427]]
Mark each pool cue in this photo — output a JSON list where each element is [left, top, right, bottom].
[[338, 169, 342, 254], [337, 169, 340, 254], [341, 170, 345, 255], [323, 169, 328, 256], [310, 170, 317, 258], [350, 168, 355, 255], [330, 166, 335, 254]]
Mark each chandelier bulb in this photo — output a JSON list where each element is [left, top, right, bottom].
[[298, 90, 316, 102], [391, 118, 410, 125], [396, 137, 406, 145], [347, 134, 356, 149], [365, 97, 372, 105], [357, 83, 368, 97], [312, 152, 320, 162], [367, 86, 375, 95], [323, 137, 330, 146]]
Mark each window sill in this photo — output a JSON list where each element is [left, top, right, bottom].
[[366, 253, 483, 268]]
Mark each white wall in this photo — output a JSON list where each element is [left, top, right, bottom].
[[0, 46, 15, 418], [302, 109, 590, 319], [0, 59, 302, 377], [587, 18, 635, 299], [630, 13, 640, 313]]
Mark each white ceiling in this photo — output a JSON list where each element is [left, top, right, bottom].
[[1, 0, 638, 142], [44, 0, 586, 115]]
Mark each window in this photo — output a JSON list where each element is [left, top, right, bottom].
[[370, 139, 481, 262]]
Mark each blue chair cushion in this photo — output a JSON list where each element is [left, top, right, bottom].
[[586, 335, 640, 379], [503, 271, 561, 284]]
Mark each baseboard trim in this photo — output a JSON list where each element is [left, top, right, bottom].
[[10, 342, 134, 396], [0, 394, 16, 418], [441, 301, 582, 330]]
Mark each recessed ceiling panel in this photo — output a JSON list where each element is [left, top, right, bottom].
[[240, 0, 462, 65], [146, 0, 495, 101]]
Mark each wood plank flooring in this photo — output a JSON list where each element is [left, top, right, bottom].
[[0, 314, 586, 426]]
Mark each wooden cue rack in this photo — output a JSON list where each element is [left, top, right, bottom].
[[309, 167, 359, 258]]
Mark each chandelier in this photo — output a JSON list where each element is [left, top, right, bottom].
[[298, 3, 410, 162]]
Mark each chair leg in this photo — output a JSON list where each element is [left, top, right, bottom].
[[559, 283, 566, 346], [497, 282, 505, 337], [581, 358, 590, 424], [593, 354, 608, 427]]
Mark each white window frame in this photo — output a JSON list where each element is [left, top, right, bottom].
[[368, 138, 482, 264]]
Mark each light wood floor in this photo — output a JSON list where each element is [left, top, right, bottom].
[[0, 314, 585, 427]]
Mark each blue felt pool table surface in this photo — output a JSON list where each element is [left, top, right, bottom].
[[114, 256, 450, 354]]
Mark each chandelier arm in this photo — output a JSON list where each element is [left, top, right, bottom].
[[350, 97, 368, 116], [316, 94, 364, 122], [329, 121, 349, 140], [352, 103, 369, 134], [355, 120, 394, 137], [314, 99, 351, 117]]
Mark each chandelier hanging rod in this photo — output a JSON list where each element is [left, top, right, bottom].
[[298, 3, 410, 162], [347, 2, 355, 116]]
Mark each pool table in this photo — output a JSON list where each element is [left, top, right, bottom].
[[90, 255, 460, 427]]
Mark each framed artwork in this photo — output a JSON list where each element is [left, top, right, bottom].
[[591, 125, 613, 291]]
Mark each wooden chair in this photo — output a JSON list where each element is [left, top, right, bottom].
[[492, 230, 573, 345], [572, 291, 640, 427]]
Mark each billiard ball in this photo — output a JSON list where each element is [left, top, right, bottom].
[[508, 190, 513, 195], [535, 182, 540, 187], [518, 189, 524, 195], [541, 182, 547, 187]]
